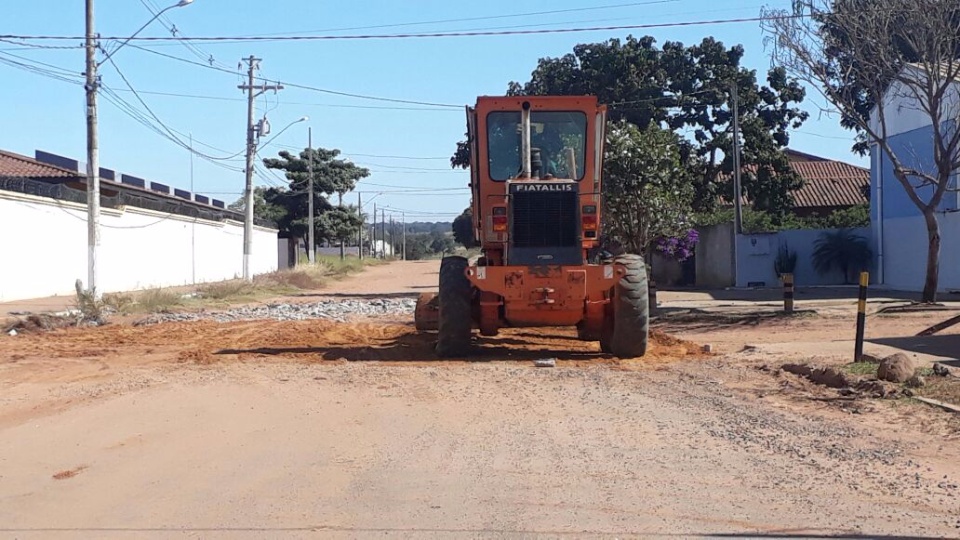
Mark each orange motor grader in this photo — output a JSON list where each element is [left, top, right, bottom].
[[415, 95, 649, 358]]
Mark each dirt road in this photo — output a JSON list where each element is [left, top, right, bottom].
[[1, 261, 959, 538]]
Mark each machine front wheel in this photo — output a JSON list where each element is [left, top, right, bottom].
[[604, 254, 650, 358], [436, 256, 473, 357]]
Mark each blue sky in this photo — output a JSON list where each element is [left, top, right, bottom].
[[0, 0, 862, 222]]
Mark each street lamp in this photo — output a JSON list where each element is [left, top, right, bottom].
[[242, 115, 308, 279], [84, 0, 192, 297]]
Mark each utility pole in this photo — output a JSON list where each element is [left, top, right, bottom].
[[190, 133, 196, 284], [238, 56, 283, 280], [402, 212, 406, 261], [381, 208, 386, 258], [338, 192, 345, 260], [357, 192, 363, 260], [85, 0, 100, 297], [307, 127, 315, 264], [372, 202, 377, 258], [731, 81, 743, 288]]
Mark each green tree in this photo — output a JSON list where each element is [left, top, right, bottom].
[[451, 207, 476, 248], [319, 205, 363, 250], [429, 230, 456, 255], [602, 120, 694, 255], [260, 147, 370, 257], [229, 186, 286, 226], [404, 234, 433, 260], [453, 36, 809, 219]]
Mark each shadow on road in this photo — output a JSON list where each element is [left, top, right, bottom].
[[870, 334, 960, 360], [663, 286, 932, 303], [214, 330, 607, 362], [652, 310, 812, 334]]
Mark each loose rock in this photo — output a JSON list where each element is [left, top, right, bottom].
[[878, 353, 916, 383], [134, 298, 419, 326], [905, 374, 926, 389]]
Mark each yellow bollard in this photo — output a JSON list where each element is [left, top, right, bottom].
[[783, 273, 794, 314], [854, 272, 869, 362]]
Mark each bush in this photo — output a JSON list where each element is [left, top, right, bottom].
[[812, 229, 872, 284], [136, 288, 184, 313], [198, 280, 255, 300], [774, 243, 798, 278]]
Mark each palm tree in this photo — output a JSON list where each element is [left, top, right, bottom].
[[811, 229, 872, 284]]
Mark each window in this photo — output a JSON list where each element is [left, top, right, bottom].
[[486, 111, 588, 181]]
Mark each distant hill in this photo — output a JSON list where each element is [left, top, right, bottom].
[[405, 221, 452, 235]]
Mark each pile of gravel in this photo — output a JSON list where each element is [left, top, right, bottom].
[[135, 298, 417, 326]]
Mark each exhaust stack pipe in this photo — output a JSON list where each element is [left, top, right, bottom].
[[521, 101, 531, 178]]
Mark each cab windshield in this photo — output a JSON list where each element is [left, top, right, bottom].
[[486, 111, 587, 181]]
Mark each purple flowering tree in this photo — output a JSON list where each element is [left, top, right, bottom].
[[655, 229, 700, 262]]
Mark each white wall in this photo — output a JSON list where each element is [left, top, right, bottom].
[[735, 228, 873, 288], [881, 212, 960, 292], [0, 190, 278, 302], [869, 66, 960, 138]]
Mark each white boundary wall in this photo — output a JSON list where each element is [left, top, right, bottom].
[[0, 190, 278, 302], [880, 212, 960, 293]]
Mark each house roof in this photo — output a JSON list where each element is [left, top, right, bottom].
[[0, 150, 81, 180], [790, 159, 869, 209], [720, 150, 869, 210]]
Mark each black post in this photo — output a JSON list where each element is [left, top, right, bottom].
[[854, 272, 869, 362]]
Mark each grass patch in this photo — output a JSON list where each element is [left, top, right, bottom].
[[255, 264, 332, 291], [102, 292, 135, 314], [136, 288, 184, 313], [843, 361, 879, 377], [917, 377, 960, 407], [77, 257, 388, 318], [197, 279, 256, 300]]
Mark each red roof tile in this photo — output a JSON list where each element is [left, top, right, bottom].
[[790, 160, 869, 208], [0, 150, 80, 180], [720, 152, 869, 209]]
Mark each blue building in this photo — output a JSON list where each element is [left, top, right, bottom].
[[870, 64, 960, 292]]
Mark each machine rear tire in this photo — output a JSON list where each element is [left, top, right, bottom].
[[436, 256, 473, 357], [607, 254, 649, 358]]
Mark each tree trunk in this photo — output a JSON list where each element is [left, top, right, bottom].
[[922, 208, 941, 303]]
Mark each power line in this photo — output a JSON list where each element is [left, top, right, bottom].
[[98, 85, 245, 173], [0, 14, 806, 43], [0, 38, 82, 50], [354, 162, 457, 172], [347, 153, 449, 160], [254, 0, 681, 36], [100, 56, 248, 165], [117, 43, 461, 108], [107, 86, 460, 111]]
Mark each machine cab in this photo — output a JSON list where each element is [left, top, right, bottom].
[[465, 96, 607, 267]]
